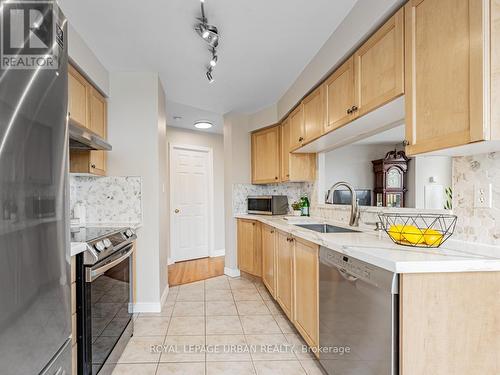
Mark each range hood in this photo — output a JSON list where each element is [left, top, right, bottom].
[[69, 122, 112, 151]]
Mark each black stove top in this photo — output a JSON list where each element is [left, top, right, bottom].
[[70, 226, 125, 243]]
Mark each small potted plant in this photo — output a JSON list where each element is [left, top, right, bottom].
[[291, 201, 302, 216]]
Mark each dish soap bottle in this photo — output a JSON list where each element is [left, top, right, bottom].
[[300, 195, 310, 217]]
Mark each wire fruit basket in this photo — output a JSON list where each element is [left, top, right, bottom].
[[378, 213, 457, 248]]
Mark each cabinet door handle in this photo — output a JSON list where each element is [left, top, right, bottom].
[[275, 176, 278, 180], [298, 137, 304, 142], [351, 105, 358, 112], [91, 164, 96, 169], [347, 108, 352, 114], [403, 139, 410, 146], [270, 230, 275, 234]]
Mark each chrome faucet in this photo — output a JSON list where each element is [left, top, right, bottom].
[[325, 181, 360, 227]]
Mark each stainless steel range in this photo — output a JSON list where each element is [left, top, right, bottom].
[[73, 227, 137, 375]]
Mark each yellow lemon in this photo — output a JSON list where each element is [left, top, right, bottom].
[[423, 229, 443, 247], [388, 224, 405, 241], [401, 225, 425, 244]]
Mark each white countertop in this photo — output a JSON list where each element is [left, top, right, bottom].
[[69, 222, 141, 257], [235, 214, 500, 274]]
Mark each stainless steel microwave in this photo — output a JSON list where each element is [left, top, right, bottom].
[[247, 195, 288, 215]]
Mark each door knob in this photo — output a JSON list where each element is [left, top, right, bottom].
[[174, 209, 180, 213]]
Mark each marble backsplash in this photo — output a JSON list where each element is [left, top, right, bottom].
[[70, 175, 142, 225], [232, 182, 314, 214], [452, 152, 500, 246]]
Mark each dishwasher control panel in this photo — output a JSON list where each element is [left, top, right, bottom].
[[319, 246, 399, 293]]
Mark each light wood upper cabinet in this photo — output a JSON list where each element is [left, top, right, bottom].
[[280, 120, 316, 183], [324, 57, 355, 133], [251, 126, 281, 184], [89, 87, 107, 137], [353, 8, 404, 118], [289, 105, 304, 150], [404, 0, 489, 155], [293, 237, 319, 349], [302, 86, 324, 143], [281, 119, 291, 181], [261, 224, 277, 297], [237, 219, 262, 277], [68, 64, 90, 128], [276, 231, 294, 320]]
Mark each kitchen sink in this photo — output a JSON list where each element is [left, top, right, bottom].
[[295, 223, 360, 233]]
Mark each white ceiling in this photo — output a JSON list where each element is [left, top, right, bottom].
[[59, 0, 357, 125], [167, 101, 224, 134]]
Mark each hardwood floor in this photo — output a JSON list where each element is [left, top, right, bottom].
[[168, 256, 225, 286]]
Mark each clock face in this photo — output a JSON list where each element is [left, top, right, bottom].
[[387, 168, 402, 188]]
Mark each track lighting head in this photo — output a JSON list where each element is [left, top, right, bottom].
[[206, 68, 214, 83], [209, 50, 218, 67]]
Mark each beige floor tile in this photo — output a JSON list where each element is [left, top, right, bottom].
[[98, 363, 157, 375], [236, 300, 271, 315], [156, 362, 205, 375], [285, 334, 316, 360], [264, 300, 284, 316], [206, 315, 243, 335], [168, 316, 205, 335], [300, 360, 326, 375], [176, 289, 205, 302], [133, 316, 170, 336], [169, 285, 180, 294], [232, 289, 263, 301], [207, 361, 256, 375], [229, 278, 258, 290], [205, 276, 230, 290], [206, 334, 251, 362], [253, 360, 306, 375], [246, 334, 296, 361], [240, 315, 281, 334], [160, 335, 205, 362], [140, 305, 174, 318], [274, 315, 297, 334], [205, 288, 234, 301], [164, 293, 178, 307], [172, 301, 205, 317], [114, 336, 163, 363], [205, 301, 238, 316], [179, 281, 205, 292], [257, 287, 273, 301]]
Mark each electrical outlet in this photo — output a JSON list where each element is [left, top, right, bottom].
[[474, 183, 493, 208]]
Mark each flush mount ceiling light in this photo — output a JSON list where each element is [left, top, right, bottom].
[[195, 0, 220, 83], [194, 121, 213, 129]]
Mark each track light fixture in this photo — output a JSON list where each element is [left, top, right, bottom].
[[195, 0, 220, 83]]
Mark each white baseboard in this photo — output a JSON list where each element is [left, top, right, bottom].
[[210, 248, 225, 257], [130, 286, 170, 313], [130, 302, 161, 313], [224, 267, 240, 278]]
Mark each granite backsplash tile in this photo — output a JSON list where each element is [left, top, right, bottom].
[[232, 182, 314, 214], [70, 175, 142, 225]]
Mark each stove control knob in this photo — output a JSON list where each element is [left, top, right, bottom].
[[125, 229, 135, 238], [103, 238, 112, 248], [94, 241, 105, 252]]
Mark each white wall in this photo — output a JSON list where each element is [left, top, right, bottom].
[[277, 0, 404, 118], [67, 24, 109, 95], [223, 113, 251, 275], [413, 156, 452, 209], [166, 126, 226, 258], [107, 72, 168, 311], [248, 104, 279, 132]]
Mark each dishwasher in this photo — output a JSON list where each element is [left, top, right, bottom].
[[319, 246, 398, 375]]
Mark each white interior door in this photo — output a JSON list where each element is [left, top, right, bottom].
[[170, 145, 211, 262]]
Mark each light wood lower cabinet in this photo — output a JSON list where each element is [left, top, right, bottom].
[[276, 231, 294, 320], [71, 256, 77, 375], [293, 237, 319, 349], [261, 224, 277, 297], [400, 272, 500, 374], [237, 219, 262, 277]]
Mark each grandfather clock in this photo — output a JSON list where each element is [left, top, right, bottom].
[[372, 150, 409, 208]]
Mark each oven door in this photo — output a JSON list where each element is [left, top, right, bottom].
[[78, 244, 134, 375]]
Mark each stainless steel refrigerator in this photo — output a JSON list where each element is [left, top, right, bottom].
[[0, 2, 71, 374]]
